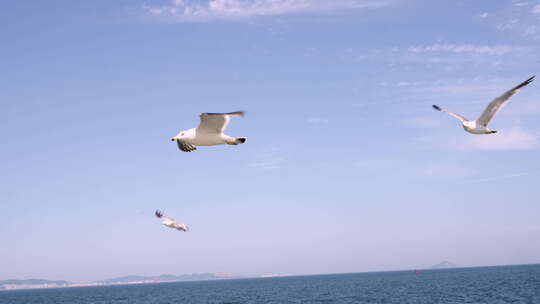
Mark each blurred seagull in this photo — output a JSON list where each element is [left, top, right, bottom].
[[171, 111, 247, 152], [432, 76, 535, 134], [155, 210, 188, 232]]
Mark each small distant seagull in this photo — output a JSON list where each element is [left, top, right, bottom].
[[171, 111, 247, 152], [432, 76, 535, 134], [155, 210, 188, 232]]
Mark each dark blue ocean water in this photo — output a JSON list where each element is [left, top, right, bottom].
[[1, 265, 539, 304]]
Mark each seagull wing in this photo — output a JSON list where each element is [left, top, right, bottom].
[[432, 105, 468, 122], [176, 223, 189, 232], [196, 111, 244, 134], [476, 76, 535, 127], [155, 210, 174, 222], [176, 139, 197, 152], [155, 210, 188, 232]]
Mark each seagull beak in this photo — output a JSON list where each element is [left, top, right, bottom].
[[171, 138, 176, 141]]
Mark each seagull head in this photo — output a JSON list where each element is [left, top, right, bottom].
[[171, 131, 187, 141]]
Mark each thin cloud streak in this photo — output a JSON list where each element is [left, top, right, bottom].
[[142, 0, 394, 21], [336, 44, 533, 70], [249, 147, 286, 170], [402, 116, 441, 128], [460, 171, 538, 184], [420, 163, 475, 179], [409, 44, 517, 56], [416, 126, 539, 151], [466, 126, 539, 150], [307, 117, 329, 124], [490, 0, 540, 39]]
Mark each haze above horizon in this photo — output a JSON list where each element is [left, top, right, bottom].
[[1, 0, 540, 282]]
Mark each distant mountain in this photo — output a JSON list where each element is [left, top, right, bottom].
[[101, 273, 240, 284], [1, 273, 253, 291], [430, 261, 457, 269], [102, 275, 153, 283], [1, 279, 70, 285], [0, 279, 70, 290]]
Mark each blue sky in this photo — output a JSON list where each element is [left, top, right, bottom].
[[1, 0, 540, 282]]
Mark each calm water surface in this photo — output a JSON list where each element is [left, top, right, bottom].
[[1, 265, 539, 304]]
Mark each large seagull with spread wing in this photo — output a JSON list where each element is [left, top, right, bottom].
[[155, 210, 188, 232], [432, 76, 534, 134], [171, 111, 247, 152]]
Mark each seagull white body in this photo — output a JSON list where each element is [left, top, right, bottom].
[[462, 120, 492, 135], [171, 111, 247, 152], [433, 76, 535, 134], [155, 210, 188, 232]]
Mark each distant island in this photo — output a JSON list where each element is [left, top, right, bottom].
[[0, 272, 291, 291], [430, 261, 457, 269], [0, 279, 71, 290], [99, 272, 241, 284]]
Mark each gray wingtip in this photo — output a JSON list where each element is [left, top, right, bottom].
[[203, 111, 245, 116], [177, 140, 196, 152], [524, 75, 535, 84], [432, 105, 442, 111], [230, 111, 245, 116], [225, 110, 246, 116], [513, 76, 535, 91]]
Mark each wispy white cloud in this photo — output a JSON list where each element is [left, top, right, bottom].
[[506, 98, 540, 116], [488, 1, 540, 39], [460, 171, 537, 184], [412, 81, 512, 97], [337, 43, 530, 72], [465, 126, 539, 150], [402, 116, 441, 128], [142, 0, 393, 21], [354, 159, 476, 180], [524, 25, 538, 36], [403, 77, 534, 109], [420, 126, 539, 151], [307, 117, 329, 124], [419, 163, 475, 178], [249, 147, 286, 170], [409, 44, 516, 56]]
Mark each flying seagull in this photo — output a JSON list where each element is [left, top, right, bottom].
[[432, 76, 535, 134], [155, 210, 188, 232], [171, 111, 247, 152]]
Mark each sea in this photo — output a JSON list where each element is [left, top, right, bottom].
[[1, 265, 539, 304]]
